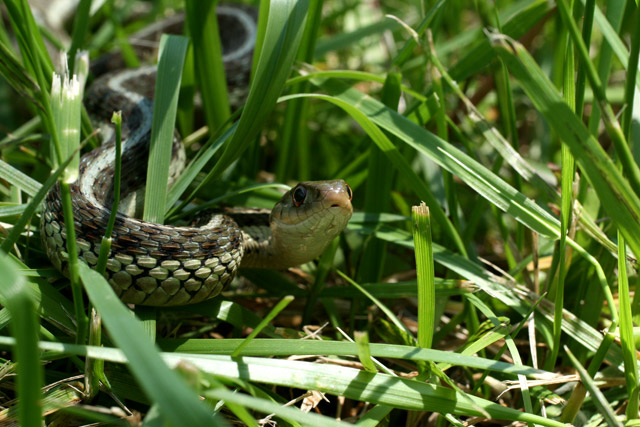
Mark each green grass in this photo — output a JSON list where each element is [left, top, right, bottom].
[[0, 0, 639, 425]]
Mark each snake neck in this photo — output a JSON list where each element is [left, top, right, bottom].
[[239, 228, 316, 270], [238, 226, 299, 269], [239, 229, 278, 269]]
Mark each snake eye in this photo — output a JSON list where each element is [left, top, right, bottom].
[[345, 184, 353, 201], [292, 185, 307, 207]]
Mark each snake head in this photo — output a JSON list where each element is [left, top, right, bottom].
[[269, 180, 353, 267]]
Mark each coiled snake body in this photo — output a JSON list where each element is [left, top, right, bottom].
[[41, 5, 353, 306]]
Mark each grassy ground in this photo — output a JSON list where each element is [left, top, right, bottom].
[[0, 0, 639, 425]]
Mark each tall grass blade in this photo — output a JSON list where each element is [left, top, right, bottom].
[[185, 0, 230, 131], [67, 0, 92, 71], [548, 31, 577, 370], [276, 0, 323, 181], [0, 335, 565, 425], [0, 255, 43, 426], [51, 51, 89, 344], [143, 34, 189, 224], [77, 263, 219, 425], [358, 72, 402, 282], [617, 233, 639, 419], [412, 203, 435, 349]]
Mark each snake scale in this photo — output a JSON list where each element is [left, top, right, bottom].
[[41, 5, 353, 306]]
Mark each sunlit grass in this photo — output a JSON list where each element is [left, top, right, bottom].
[[0, 0, 639, 425]]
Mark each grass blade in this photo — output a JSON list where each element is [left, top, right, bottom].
[[354, 331, 378, 373], [143, 34, 189, 224], [617, 234, 639, 418], [275, 0, 324, 181], [358, 72, 402, 282], [77, 262, 219, 426], [565, 346, 622, 426], [203, 388, 346, 427], [185, 0, 230, 131], [0, 336, 564, 425], [0, 158, 41, 196], [0, 255, 43, 426], [412, 203, 435, 349], [230, 295, 294, 357]]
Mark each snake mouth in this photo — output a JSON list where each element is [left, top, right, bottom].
[[323, 189, 353, 212], [327, 201, 352, 214]]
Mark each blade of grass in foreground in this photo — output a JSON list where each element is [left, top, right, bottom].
[[412, 203, 435, 349], [0, 336, 563, 426], [51, 53, 88, 345], [0, 255, 43, 427], [143, 34, 189, 224], [0, 337, 555, 378], [77, 263, 219, 426], [156, 339, 552, 379], [619, 2, 640, 418], [144, 355, 567, 426]]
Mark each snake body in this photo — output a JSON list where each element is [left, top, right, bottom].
[[41, 6, 353, 306]]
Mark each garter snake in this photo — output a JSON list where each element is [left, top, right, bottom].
[[41, 5, 353, 306]]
